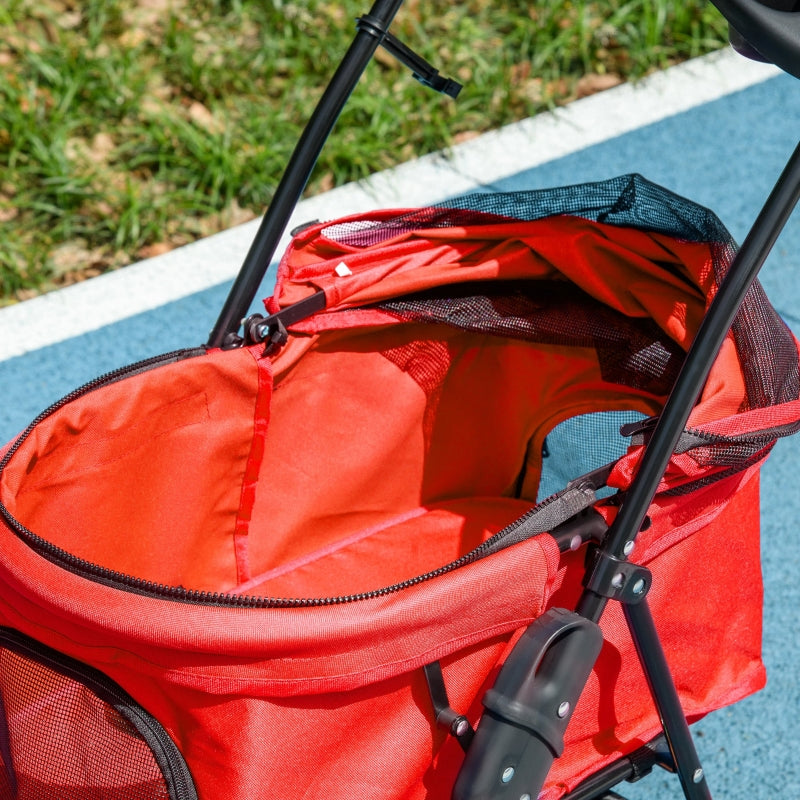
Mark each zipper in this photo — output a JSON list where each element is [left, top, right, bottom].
[[0, 498, 553, 608], [0, 346, 598, 609], [0, 626, 198, 800], [0, 477, 588, 610]]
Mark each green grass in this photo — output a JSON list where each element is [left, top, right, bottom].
[[0, 0, 728, 303]]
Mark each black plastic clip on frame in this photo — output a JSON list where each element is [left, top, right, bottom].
[[358, 14, 463, 98], [206, 0, 461, 350]]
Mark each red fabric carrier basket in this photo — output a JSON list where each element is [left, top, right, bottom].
[[1, 175, 799, 800]]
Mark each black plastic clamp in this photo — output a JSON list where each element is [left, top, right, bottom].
[[355, 12, 391, 40], [453, 609, 604, 800], [583, 546, 652, 604], [549, 508, 608, 553]]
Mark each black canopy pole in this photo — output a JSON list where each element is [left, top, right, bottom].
[[207, 0, 406, 349]]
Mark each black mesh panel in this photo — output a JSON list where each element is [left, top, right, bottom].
[[379, 281, 684, 396], [440, 175, 800, 414], [0, 630, 194, 800]]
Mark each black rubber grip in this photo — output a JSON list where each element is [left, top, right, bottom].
[[711, 0, 800, 78]]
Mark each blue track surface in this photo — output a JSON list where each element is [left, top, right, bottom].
[[1, 64, 799, 800]]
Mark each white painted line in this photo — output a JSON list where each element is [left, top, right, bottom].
[[0, 49, 780, 362]]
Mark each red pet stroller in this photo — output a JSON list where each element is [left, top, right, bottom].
[[2, 1, 800, 799]]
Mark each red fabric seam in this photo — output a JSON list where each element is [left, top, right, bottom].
[[232, 353, 273, 585]]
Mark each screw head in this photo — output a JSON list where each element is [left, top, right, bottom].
[[557, 701, 571, 718], [623, 540, 635, 556], [501, 766, 515, 784], [611, 572, 625, 589], [632, 578, 646, 595], [693, 768, 704, 784]]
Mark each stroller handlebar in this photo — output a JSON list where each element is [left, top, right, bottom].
[[711, 0, 800, 78]]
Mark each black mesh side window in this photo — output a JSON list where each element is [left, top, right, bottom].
[[0, 628, 196, 800], [379, 281, 685, 397], [538, 410, 647, 501]]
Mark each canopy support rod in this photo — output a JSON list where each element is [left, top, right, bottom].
[[207, 0, 406, 349]]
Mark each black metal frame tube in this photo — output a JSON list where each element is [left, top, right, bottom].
[[562, 140, 800, 800], [624, 601, 712, 800], [578, 136, 800, 622], [207, 0, 406, 349]]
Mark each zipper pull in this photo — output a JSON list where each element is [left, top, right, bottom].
[[620, 415, 659, 444]]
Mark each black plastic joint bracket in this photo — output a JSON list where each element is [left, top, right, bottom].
[[452, 609, 604, 800], [242, 313, 289, 355], [583, 547, 652, 604], [241, 291, 327, 351]]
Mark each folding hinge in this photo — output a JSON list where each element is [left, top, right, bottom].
[[241, 291, 327, 353], [583, 547, 652, 604]]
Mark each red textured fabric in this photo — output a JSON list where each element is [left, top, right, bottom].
[[273, 214, 713, 351], [0, 208, 795, 800], [543, 467, 765, 798]]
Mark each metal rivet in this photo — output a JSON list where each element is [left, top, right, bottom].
[[501, 766, 515, 784], [632, 578, 646, 595], [569, 534, 583, 551], [557, 701, 570, 718], [623, 540, 635, 556], [693, 768, 704, 784], [452, 718, 470, 737], [611, 572, 625, 589], [520, 795, 532, 800]]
